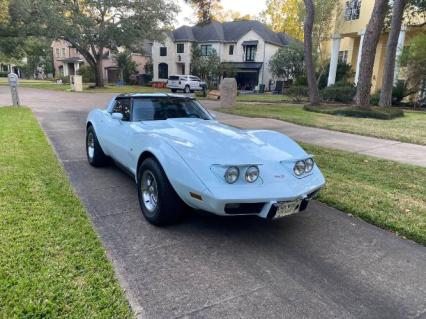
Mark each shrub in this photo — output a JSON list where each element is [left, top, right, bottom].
[[294, 75, 308, 86], [370, 92, 380, 106], [286, 85, 308, 102], [304, 105, 404, 120], [321, 84, 356, 103], [318, 61, 354, 89], [0, 71, 8, 77], [77, 65, 95, 83], [370, 82, 407, 106]]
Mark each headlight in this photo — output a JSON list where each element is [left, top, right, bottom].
[[305, 158, 314, 172], [294, 160, 306, 176], [224, 166, 239, 184], [245, 166, 259, 183]]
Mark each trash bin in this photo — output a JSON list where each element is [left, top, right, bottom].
[[258, 84, 265, 94]]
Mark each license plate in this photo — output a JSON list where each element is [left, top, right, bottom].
[[275, 200, 302, 218]]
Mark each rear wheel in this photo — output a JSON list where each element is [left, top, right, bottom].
[[171, 89, 177, 93], [137, 158, 186, 226], [86, 125, 109, 167], [184, 85, 191, 94]]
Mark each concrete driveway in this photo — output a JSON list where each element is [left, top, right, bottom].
[[2, 87, 426, 319]]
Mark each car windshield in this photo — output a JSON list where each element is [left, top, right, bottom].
[[132, 98, 211, 121]]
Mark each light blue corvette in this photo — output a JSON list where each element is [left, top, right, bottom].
[[86, 93, 325, 225]]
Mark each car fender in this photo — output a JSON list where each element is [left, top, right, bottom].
[[86, 109, 111, 155], [132, 134, 210, 206]]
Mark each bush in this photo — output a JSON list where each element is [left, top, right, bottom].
[[0, 71, 8, 77], [370, 82, 408, 106], [77, 65, 95, 83], [294, 75, 308, 86], [370, 92, 380, 106], [321, 84, 356, 103], [318, 62, 354, 89], [304, 105, 404, 120], [286, 85, 308, 102]]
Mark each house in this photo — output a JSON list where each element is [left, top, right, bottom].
[[325, 0, 426, 92], [51, 39, 152, 83], [151, 20, 296, 90]]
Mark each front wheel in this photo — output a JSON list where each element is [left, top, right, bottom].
[[184, 85, 191, 94], [137, 158, 186, 226], [86, 125, 109, 167]]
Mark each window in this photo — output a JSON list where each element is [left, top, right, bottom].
[[160, 47, 167, 56], [200, 44, 213, 56], [177, 43, 184, 54], [112, 98, 131, 121], [56, 48, 60, 58], [132, 98, 210, 121], [158, 63, 168, 79], [244, 45, 257, 61], [338, 50, 348, 63], [189, 76, 200, 81], [229, 45, 234, 55], [61, 48, 66, 57], [345, 0, 361, 21]]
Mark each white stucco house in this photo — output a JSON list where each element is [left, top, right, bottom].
[[151, 20, 296, 90]]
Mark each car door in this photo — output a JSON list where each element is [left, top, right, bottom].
[[104, 97, 134, 168]]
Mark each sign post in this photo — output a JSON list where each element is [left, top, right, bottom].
[[8, 73, 20, 106]]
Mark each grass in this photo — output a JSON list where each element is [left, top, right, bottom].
[[0, 78, 168, 94], [306, 143, 426, 245], [236, 93, 300, 103], [217, 103, 426, 145], [0, 107, 132, 318], [304, 104, 404, 120]]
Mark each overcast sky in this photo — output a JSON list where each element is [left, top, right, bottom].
[[175, 0, 268, 27]]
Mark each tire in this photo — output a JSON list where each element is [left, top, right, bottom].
[[171, 89, 177, 93], [184, 85, 191, 94], [137, 158, 186, 226], [86, 125, 109, 167]]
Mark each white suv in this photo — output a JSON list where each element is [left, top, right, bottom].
[[167, 75, 207, 93]]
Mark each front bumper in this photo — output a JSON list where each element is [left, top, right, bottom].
[[185, 182, 324, 219]]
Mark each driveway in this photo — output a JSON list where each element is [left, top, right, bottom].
[[1, 87, 426, 319]]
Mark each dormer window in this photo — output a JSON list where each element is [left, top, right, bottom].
[[345, 0, 361, 21]]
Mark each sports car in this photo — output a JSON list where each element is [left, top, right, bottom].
[[86, 93, 325, 225]]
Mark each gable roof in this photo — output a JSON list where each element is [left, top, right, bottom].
[[170, 20, 295, 47]]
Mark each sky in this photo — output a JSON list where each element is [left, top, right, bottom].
[[175, 0, 268, 27]]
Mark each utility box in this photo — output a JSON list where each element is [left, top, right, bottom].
[[220, 78, 237, 107], [70, 75, 83, 92]]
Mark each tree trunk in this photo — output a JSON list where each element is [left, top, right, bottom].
[[303, 0, 320, 105], [379, 0, 407, 107], [355, 0, 388, 108], [94, 58, 104, 87]]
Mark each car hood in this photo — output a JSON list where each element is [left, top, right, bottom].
[[136, 119, 306, 164]]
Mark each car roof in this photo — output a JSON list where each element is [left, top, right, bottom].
[[115, 93, 195, 99]]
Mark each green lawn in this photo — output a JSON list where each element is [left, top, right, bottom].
[[0, 107, 132, 318], [218, 103, 426, 145], [0, 78, 168, 94], [305, 143, 426, 245], [236, 93, 300, 103]]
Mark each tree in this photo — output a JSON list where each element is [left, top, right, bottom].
[[114, 51, 138, 84], [9, 0, 178, 87], [303, 0, 320, 105], [355, 0, 389, 108], [400, 33, 426, 97], [261, 0, 304, 41], [185, 0, 221, 24], [379, 0, 408, 107], [269, 43, 305, 79], [0, 0, 8, 24], [190, 44, 221, 88]]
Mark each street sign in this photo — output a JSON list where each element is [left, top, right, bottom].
[[8, 73, 20, 106]]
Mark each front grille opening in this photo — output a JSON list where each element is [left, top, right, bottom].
[[225, 203, 265, 215]]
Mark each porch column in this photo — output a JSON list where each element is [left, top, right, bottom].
[[327, 34, 341, 86], [393, 25, 406, 85], [75, 62, 80, 73], [63, 64, 69, 76], [355, 29, 365, 84]]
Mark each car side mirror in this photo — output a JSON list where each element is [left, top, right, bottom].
[[111, 112, 123, 121]]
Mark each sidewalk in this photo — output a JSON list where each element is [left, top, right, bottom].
[[202, 101, 426, 168]]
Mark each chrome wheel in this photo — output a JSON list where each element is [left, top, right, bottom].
[[87, 132, 95, 159], [141, 170, 158, 215]]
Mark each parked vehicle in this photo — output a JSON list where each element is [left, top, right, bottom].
[[167, 75, 206, 93], [86, 94, 325, 226]]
